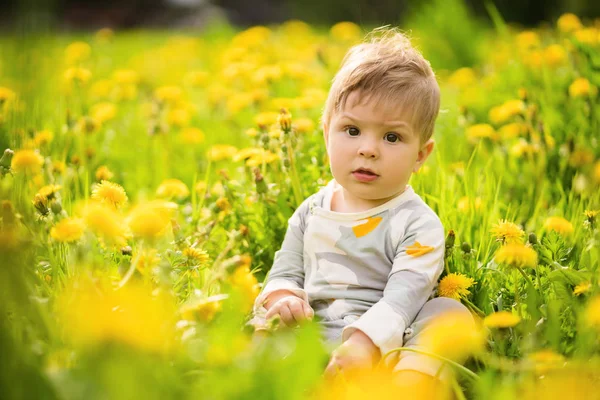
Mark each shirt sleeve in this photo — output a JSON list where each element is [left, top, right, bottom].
[[341, 211, 445, 358], [248, 196, 312, 330]]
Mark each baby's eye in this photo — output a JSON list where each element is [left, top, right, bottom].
[[345, 127, 360, 136], [385, 133, 400, 143]]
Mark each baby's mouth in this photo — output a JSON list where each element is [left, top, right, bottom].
[[353, 168, 379, 176]]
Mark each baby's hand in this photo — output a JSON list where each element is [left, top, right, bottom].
[[265, 296, 314, 328]]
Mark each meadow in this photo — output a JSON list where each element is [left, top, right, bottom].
[[1, 2, 599, 399]]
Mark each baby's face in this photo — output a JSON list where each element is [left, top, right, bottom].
[[324, 91, 434, 210]]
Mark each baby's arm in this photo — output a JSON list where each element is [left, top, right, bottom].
[[249, 197, 314, 331]]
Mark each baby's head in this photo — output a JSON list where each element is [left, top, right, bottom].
[[321, 28, 441, 208]]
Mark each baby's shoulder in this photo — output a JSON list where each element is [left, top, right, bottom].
[[387, 192, 443, 231]]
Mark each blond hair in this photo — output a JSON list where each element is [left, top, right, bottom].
[[322, 28, 440, 143]]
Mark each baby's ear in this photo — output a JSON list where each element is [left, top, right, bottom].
[[413, 139, 435, 172]]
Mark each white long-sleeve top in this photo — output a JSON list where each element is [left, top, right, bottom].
[[251, 179, 445, 356]]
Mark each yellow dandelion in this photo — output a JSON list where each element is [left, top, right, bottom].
[[135, 249, 160, 275], [90, 102, 117, 124], [574, 282, 592, 296], [584, 295, 600, 329], [195, 180, 207, 196], [230, 264, 259, 313], [206, 144, 238, 162], [156, 179, 189, 200], [112, 69, 139, 85], [483, 311, 521, 328], [491, 220, 525, 244], [574, 28, 599, 45], [180, 298, 222, 323], [438, 273, 476, 300], [293, 118, 315, 133], [180, 127, 205, 145], [231, 25, 271, 47], [526, 350, 566, 374], [516, 31, 540, 50], [33, 129, 54, 147], [50, 218, 85, 243], [127, 201, 176, 240], [330, 21, 361, 42], [543, 45, 567, 67], [82, 202, 127, 246], [245, 128, 259, 138], [448, 67, 477, 87], [37, 184, 61, 201], [32, 194, 49, 217], [466, 124, 497, 142], [420, 310, 486, 362], [253, 112, 279, 127], [569, 78, 597, 98], [544, 216, 574, 235], [0, 87, 16, 103], [457, 196, 483, 213], [183, 247, 209, 264], [245, 149, 279, 167], [95, 165, 114, 181], [166, 108, 192, 127], [64, 41, 91, 64], [489, 100, 525, 125], [495, 243, 538, 268], [557, 13, 582, 33], [64, 67, 92, 85], [11, 149, 44, 173], [568, 149, 594, 168], [92, 181, 128, 209], [89, 79, 114, 99], [52, 160, 66, 174], [76, 116, 100, 134], [183, 70, 209, 87], [154, 85, 183, 103]]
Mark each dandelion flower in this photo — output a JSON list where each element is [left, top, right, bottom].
[[127, 201, 176, 240], [483, 311, 521, 328], [156, 179, 189, 200], [92, 181, 128, 209], [491, 220, 525, 244], [526, 350, 566, 374], [95, 165, 114, 181], [180, 127, 205, 145], [64, 41, 91, 64], [206, 145, 238, 162], [82, 202, 127, 246], [330, 21, 361, 42], [90, 102, 117, 124], [230, 264, 259, 312], [584, 296, 600, 329], [180, 298, 222, 322], [154, 85, 183, 103], [64, 67, 92, 85], [544, 216, 574, 235], [438, 273, 476, 300], [0, 87, 16, 103], [112, 69, 139, 85], [253, 112, 279, 127], [50, 218, 85, 242], [495, 243, 538, 268], [466, 124, 497, 142], [135, 249, 160, 275], [569, 78, 597, 98], [420, 310, 485, 362], [11, 149, 44, 173], [574, 282, 592, 296], [33, 129, 54, 147], [293, 118, 315, 133], [37, 184, 61, 201], [557, 13, 582, 33], [183, 247, 209, 265]]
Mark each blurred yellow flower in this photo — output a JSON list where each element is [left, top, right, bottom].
[[180, 127, 205, 145], [207, 144, 238, 162], [245, 128, 259, 138], [64, 41, 91, 64], [293, 117, 316, 133], [211, 182, 225, 197], [457, 196, 482, 213], [544, 216, 574, 235], [568, 149, 594, 168], [180, 298, 222, 322], [92, 181, 128, 209], [230, 264, 259, 312], [557, 13, 582, 33], [499, 122, 527, 140], [447, 67, 477, 87], [184, 70, 209, 87], [195, 180, 207, 196], [254, 112, 279, 127], [516, 31, 541, 50], [64, 67, 92, 85], [82, 201, 127, 246], [33, 129, 54, 147], [112, 69, 139, 85], [135, 249, 160, 275], [543, 45, 567, 67], [50, 217, 85, 243], [156, 179, 189, 200], [127, 201, 176, 240], [90, 102, 117, 124], [57, 280, 176, 353], [253, 65, 283, 85], [510, 139, 538, 157], [95, 165, 114, 181], [154, 85, 183, 103], [226, 92, 254, 114], [574, 28, 599, 45], [483, 311, 521, 328], [89, 79, 114, 99], [167, 108, 192, 127], [245, 149, 279, 167], [183, 247, 209, 264], [420, 310, 485, 362], [495, 243, 538, 268], [37, 184, 61, 201], [232, 26, 271, 48], [0, 86, 16, 103], [52, 160, 66, 174], [595, 161, 600, 183], [574, 282, 592, 296], [584, 295, 600, 328], [491, 220, 525, 244], [489, 100, 525, 125], [114, 84, 137, 100], [569, 78, 597, 98], [466, 124, 497, 141], [11, 149, 44, 173], [330, 21, 361, 42], [438, 273, 475, 300], [526, 350, 566, 374]]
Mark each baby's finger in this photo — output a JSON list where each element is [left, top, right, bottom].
[[288, 301, 305, 321], [302, 302, 314, 320], [279, 304, 296, 327], [265, 303, 280, 320]]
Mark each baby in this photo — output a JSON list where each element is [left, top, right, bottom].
[[250, 28, 472, 385]]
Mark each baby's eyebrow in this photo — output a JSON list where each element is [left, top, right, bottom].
[[339, 113, 412, 130]]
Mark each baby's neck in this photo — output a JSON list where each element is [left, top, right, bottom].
[[330, 185, 405, 213]]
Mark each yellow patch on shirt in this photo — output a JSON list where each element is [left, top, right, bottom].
[[352, 216, 383, 238], [406, 241, 434, 257]]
